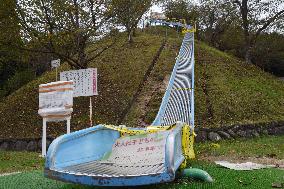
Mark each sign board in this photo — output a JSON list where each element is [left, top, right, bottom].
[[38, 81, 74, 119], [100, 131, 169, 165], [60, 68, 97, 97], [150, 12, 166, 20], [51, 59, 60, 68], [38, 80, 74, 157]]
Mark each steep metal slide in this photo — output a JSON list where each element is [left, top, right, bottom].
[[44, 20, 195, 186]]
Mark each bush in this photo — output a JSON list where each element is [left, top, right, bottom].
[[2, 69, 36, 96]]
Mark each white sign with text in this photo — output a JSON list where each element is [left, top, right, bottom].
[[38, 81, 74, 118], [38, 80, 74, 157], [100, 131, 169, 165], [60, 68, 98, 97], [51, 59, 60, 68]]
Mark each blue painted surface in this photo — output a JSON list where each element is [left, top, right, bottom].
[[45, 125, 120, 168], [44, 124, 181, 186], [150, 19, 193, 30], [45, 124, 184, 186], [45, 169, 174, 186], [190, 34, 195, 129], [152, 47, 179, 126], [152, 32, 194, 126]]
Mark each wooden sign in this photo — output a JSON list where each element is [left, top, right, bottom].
[[38, 81, 74, 119], [60, 68, 97, 97]]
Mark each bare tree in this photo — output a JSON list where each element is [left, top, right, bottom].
[[108, 0, 153, 43], [233, 0, 284, 63], [198, 0, 238, 46], [16, 0, 114, 69]]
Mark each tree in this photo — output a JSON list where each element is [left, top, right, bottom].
[[233, 0, 284, 63], [198, 0, 238, 46], [163, 0, 199, 37], [0, 0, 25, 90], [253, 32, 284, 75], [16, 0, 114, 69], [0, 0, 23, 61], [164, 0, 192, 22], [109, 0, 153, 43]]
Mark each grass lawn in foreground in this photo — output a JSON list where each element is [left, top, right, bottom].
[[0, 151, 44, 174], [196, 135, 284, 159], [0, 135, 283, 189], [0, 163, 283, 189]]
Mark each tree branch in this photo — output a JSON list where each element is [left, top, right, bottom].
[[18, 45, 83, 69], [87, 39, 116, 62], [233, 0, 241, 7], [255, 9, 284, 38]]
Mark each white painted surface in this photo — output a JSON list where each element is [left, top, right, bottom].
[[42, 118, 47, 157], [101, 131, 169, 165], [51, 59, 60, 68], [38, 81, 74, 117], [60, 68, 98, 97], [215, 161, 274, 170], [38, 81, 74, 157], [0, 172, 21, 177]]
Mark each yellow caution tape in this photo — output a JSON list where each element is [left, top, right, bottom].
[[103, 124, 173, 136], [180, 124, 196, 168], [103, 123, 196, 167]]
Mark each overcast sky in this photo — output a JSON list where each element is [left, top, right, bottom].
[[151, 4, 163, 13]]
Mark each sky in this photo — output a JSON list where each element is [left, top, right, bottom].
[[151, 4, 163, 13]]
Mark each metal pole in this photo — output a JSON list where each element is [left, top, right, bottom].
[[191, 33, 195, 129], [42, 118, 47, 157], [90, 97, 93, 126], [166, 27, 168, 38], [67, 117, 71, 134], [56, 67, 58, 81]]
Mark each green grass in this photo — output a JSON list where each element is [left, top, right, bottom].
[[196, 135, 284, 159], [0, 163, 283, 189], [0, 27, 284, 139], [195, 41, 284, 128], [1, 136, 283, 174], [0, 31, 167, 139], [0, 151, 44, 173], [0, 135, 283, 188]]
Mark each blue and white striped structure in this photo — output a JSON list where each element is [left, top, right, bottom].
[[44, 20, 195, 186], [152, 32, 194, 128]]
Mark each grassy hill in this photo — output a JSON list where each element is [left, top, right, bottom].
[[0, 27, 283, 139]]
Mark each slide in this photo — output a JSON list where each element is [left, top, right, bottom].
[[44, 20, 195, 186]]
